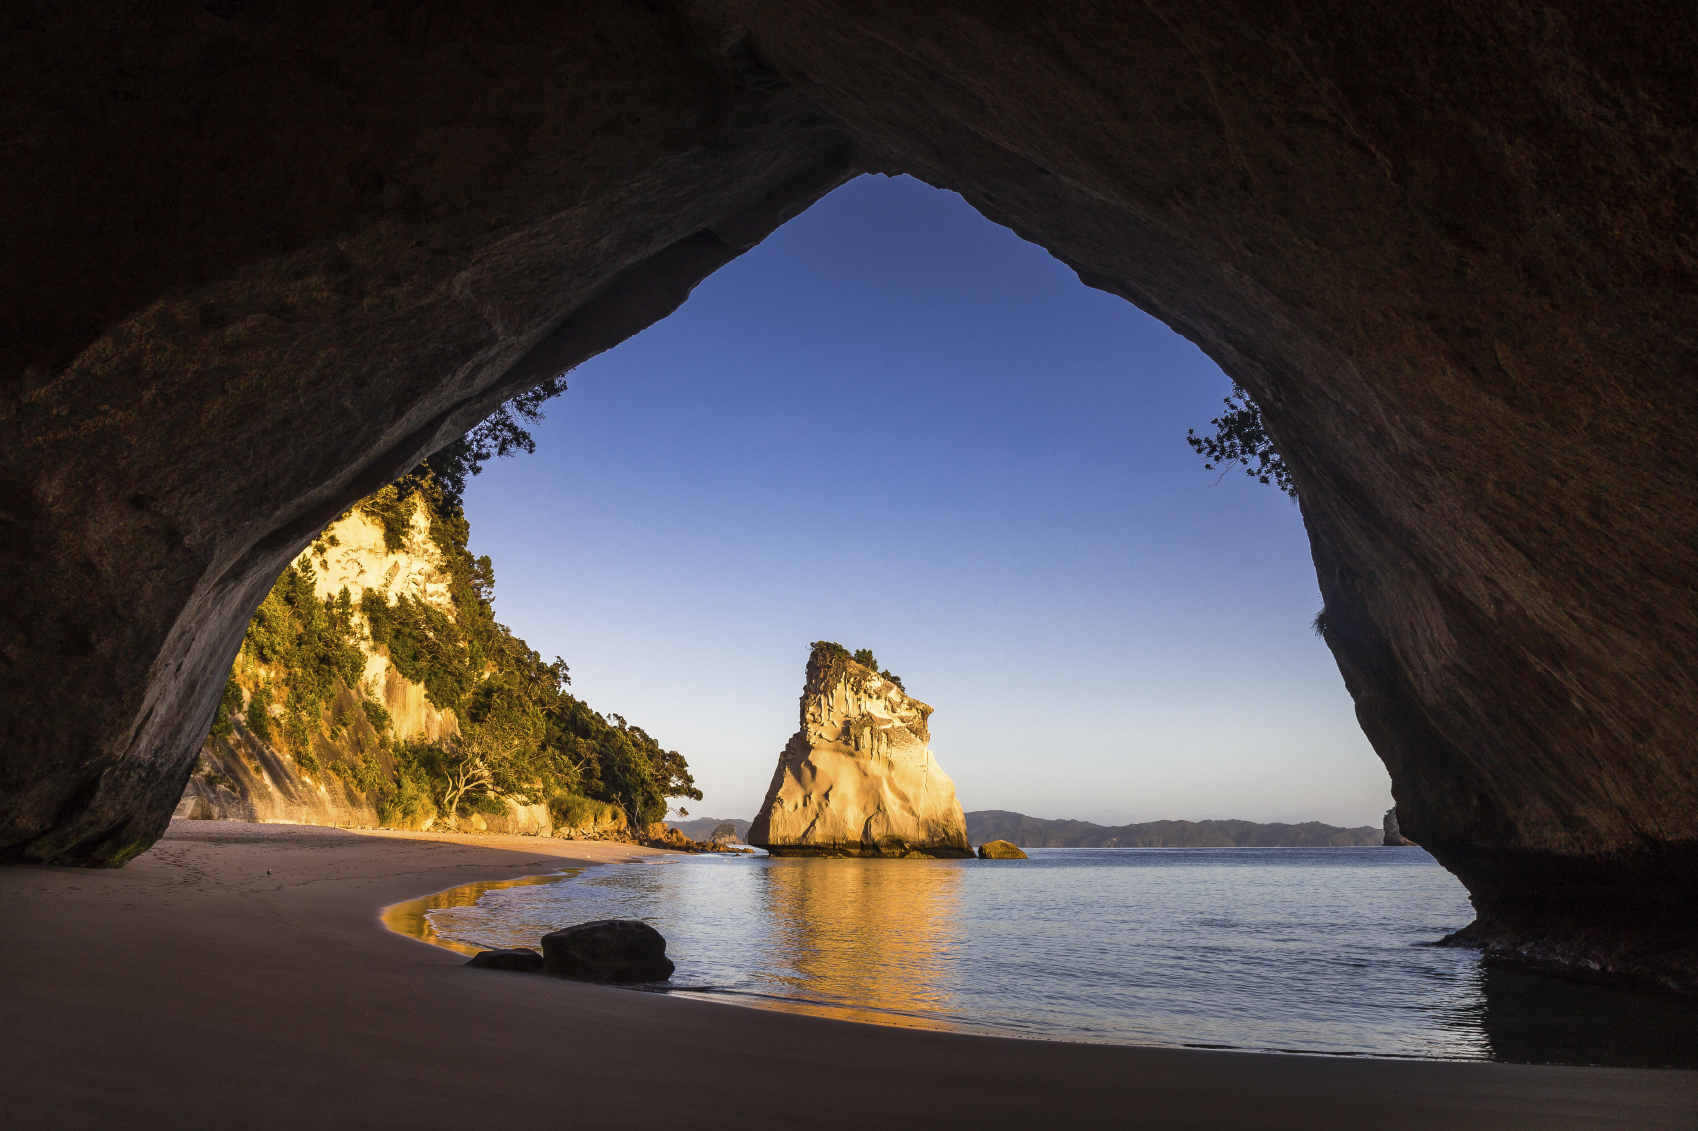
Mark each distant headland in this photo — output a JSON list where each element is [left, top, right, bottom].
[[966, 811, 1385, 848]]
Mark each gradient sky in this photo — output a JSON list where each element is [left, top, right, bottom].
[[461, 173, 1392, 828]]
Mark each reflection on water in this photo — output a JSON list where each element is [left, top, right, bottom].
[[750, 858, 966, 1028], [408, 849, 1698, 1066], [1479, 964, 1698, 1068], [382, 870, 579, 956]]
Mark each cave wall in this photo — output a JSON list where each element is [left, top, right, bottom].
[[707, 1, 1698, 986], [3, 1, 1695, 985], [1, 0, 853, 864]]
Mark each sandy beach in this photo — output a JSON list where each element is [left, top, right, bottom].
[[3, 821, 1692, 1130]]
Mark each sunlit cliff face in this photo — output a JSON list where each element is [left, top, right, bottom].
[[750, 649, 971, 858]]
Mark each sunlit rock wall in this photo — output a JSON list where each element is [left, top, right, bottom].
[[171, 506, 548, 835], [749, 646, 970, 858]]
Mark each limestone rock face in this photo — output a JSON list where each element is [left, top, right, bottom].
[[977, 840, 1028, 860], [748, 647, 970, 859]]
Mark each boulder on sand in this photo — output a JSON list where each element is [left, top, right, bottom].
[[977, 840, 1028, 859], [541, 919, 675, 983], [465, 947, 544, 972]]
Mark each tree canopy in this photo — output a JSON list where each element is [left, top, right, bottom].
[[414, 376, 569, 512], [1186, 383, 1296, 499]]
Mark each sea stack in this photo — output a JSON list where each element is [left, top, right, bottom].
[[748, 644, 972, 858], [1383, 807, 1411, 847]]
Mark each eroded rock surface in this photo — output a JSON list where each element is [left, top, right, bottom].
[[749, 645, 970, 859], [1, 1, 1695, 988]]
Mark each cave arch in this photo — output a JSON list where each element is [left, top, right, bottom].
[[3, 2, 1694, 988]]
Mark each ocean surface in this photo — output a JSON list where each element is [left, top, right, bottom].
[[412, 846, 1698, 1067]]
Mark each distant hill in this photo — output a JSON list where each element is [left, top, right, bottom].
[[965, 811, 1382, 848], [671, 817, 751, 842]]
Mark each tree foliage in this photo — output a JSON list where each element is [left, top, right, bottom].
[[410, 377, 569, 513], [813, 641, 905, 691], [1186, 382, 1297, 499]]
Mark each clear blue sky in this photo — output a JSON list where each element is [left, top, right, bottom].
[[462, 174, 1392, 828]]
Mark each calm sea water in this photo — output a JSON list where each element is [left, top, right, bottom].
[[420, 847, 1698, 1066]]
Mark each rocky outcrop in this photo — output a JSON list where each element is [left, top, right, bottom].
[[550, 798, 631, 841], [749, 646, 971, 859], [1383, 808, 1410, 848], [977, 840, 1027, 860], [3, 2, 1696, 988]]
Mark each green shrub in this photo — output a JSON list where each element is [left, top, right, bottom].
[[347, 755, 389, 795], [549, 792, 606, 829], [359, 485, 415, 553], [360, 697, 393, 736], [246, 684, 274, 745]]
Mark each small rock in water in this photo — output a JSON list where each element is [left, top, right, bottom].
[[977, 840, 1028, 859], [466, 948, 544, 973], [541, 919, 675, 983]]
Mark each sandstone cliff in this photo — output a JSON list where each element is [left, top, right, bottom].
[[173, 498, 644, 841], [748, 645, 970, 858], [175, 503, 550, 834]]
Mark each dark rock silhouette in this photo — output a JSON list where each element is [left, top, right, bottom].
[[1383, 808, 1411, 847], [541, 920, 674, 983], [466, 948, 544, 973], [2, 2, 1695, 988]]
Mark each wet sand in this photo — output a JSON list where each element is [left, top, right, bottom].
[[2, 821, 1692, 1130]]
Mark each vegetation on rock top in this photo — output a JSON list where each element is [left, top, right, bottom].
[[810, 640, 904, 691]]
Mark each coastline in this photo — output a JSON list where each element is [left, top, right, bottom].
[[3, 821, 1692, 1130]]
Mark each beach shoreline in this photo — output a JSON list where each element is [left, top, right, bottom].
[[3, 820, 1693, 1130]]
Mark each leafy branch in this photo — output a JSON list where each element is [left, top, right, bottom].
[[1186, 383, 1296, 499]]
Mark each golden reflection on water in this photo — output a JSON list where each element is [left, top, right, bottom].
[[381, 871, 580, 956], [730, 857, 967, 1031]]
